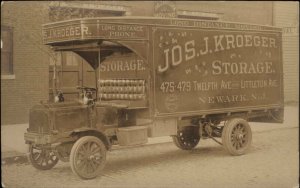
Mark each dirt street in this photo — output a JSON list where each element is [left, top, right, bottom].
[[2, 124, 298, 188]]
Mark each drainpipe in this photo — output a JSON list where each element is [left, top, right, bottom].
[[98, 48, 101, 102]]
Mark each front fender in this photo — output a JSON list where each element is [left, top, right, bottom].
[[70, 127, 112, 150]]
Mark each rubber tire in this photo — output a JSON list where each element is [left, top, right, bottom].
[[222, 118, 252, 156], [172, 126, 200, 150], [28, 144, 59, 170], [70, 136, 106, 179]]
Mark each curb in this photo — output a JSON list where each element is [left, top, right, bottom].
[[1, 154, 28, 166]]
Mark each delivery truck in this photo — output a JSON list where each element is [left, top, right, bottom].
[[24, 17, 284, 179]]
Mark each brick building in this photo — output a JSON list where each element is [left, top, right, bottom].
[[1, 1, 298, 125]]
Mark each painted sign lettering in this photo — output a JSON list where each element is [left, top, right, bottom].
[[100, 59, 146, 72], [43, 22, 148, 43], [154, 28, 282, 114], [99, 54, 147, 79], [157, 34, 277, 74]]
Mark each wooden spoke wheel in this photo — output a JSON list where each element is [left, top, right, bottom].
[[28, 144, 59, 170], [222, 118, 252, 156], [70, 136, 106, 179], [172, 126, 200, 150]]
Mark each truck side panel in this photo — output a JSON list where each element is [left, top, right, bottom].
[[152, 27, 283, 117]]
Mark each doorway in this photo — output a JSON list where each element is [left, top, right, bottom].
[[49, 52, 96, 101]]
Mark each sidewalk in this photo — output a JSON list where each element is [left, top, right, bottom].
[[1, 105, 298, 165]]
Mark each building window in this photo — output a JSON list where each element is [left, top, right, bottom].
[[49, 2, 129, 22], [49, 52, 62, 66], [1, 26, 13, 76], [65, 52, 80, 66]]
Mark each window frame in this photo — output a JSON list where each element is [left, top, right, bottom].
[[1, 25, 14, 79], [49, 3, 129, 22]]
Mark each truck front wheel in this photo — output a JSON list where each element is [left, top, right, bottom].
[[222, 118, 252, 155], [28, 144, 59, 170], [172, 126, 200, 150], [70, 136, 106, 179]]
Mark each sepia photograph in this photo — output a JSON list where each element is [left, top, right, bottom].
[[1, 1, 299, 187]]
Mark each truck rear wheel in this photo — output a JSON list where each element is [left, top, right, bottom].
[[172, 126, 200, 150], [222, 118, 252, 155], [70, 136, 106, 179], [28, 144, 59, 170]]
